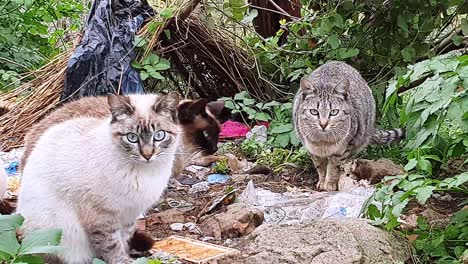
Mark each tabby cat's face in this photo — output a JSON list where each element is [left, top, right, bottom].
[[108, 93, 179, 163], [299, 78, 352, 142]]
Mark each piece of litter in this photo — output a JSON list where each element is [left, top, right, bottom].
[[246, 125, 267, 143], [152, 235, 238, 263], [178, 176, 201, 186], [170, 222, 196, 231], [207, 174, 230, 184], [219, 120, 250, 139], [189, 181, 210, 194], [239, 180, 257, 206]]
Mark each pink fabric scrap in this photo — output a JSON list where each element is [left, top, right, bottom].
[[219, 120, 250, 139]]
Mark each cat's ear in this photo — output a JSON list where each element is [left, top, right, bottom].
[[154, 92, 180, 114], [107, 94, 134, 121], [206, 100, 225, 118], [300, 77, 316, 93], [177, 98, 208, 124], [333, 79, 350, 100]]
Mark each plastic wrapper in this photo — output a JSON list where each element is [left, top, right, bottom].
[[61, 0, 154, 100]]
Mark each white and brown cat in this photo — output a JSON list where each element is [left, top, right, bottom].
[[18, 94, 224, 256]]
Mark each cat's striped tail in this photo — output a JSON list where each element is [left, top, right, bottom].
[[369, 128, 405, 145]]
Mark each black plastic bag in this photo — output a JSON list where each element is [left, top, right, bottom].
[[61, 0, 154, 101]]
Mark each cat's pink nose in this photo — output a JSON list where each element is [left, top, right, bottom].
[[319, 119, 328, 129], [141, 147, 154, 160]]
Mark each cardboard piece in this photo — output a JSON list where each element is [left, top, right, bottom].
[[152, 235, 238, 263]]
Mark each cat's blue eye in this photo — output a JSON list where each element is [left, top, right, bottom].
[[330, 109, 339, 116], [126, 133, 139, 143], [203, 131, 209, 138], [310, 109, 319, 116], [154, 130, 166, 141]]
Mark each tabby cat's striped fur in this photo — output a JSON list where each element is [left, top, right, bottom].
[[293, 61, 404, 191]]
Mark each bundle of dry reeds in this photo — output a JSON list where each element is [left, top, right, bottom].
[[0, 50, 72, 151]]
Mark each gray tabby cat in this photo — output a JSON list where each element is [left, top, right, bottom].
[[293, 61, 403, 191], [17, 93, 180, 264]]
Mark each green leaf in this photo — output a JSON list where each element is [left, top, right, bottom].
[[401, 47, 416, 62], [0, 230, 20, 257], [234, 91, 249, 100], [367, 204, 381, 220], [254, 112, 271, 121], [417, 216, 428, 231], [142, 54, 160, 66], [160, 8, 173, 19], [264, 101, 282, 108], [452, 35, 464, 46], [415, 186, 435, 204], [243, 98, 256, 106], [274, 133, 290, 148], [289, 131, 301, 147], [93, 259, 107, 264], [338, 48, 359, 59], [164, 29, 171, 40], [417, 159, 432, 174], [391, 198, 408, 217], [24, 0, 33, 8], [454, 246, 465, 258], [328, 34, 340, 49], [0, 215, 24, 232], [18, 229, 62, 255], [397, 15, 408, 32], [404, 159, 417, 171], [131, 61, 142, 69], [270, 124, 293, 134], [140, 72, 149, 80], [148, 71, 165, 80], [153, 59, 171, 70], [148, 259, 162, 264], [224, 100, 236, 110]]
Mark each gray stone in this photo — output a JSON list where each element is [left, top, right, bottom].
[[222, 218, 411, 264]]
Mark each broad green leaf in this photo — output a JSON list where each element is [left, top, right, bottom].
[[0, 230, 20, 257], [415, 186, 435, 204], [338, 48, 359, 59], [140, 72, 149, 80], [243, 98, 256, 106], [454, 246, 465, 258], [0, 215, 24, 232], [19, 229, 62, 255], [417, 216, 428, 231], [164, 29, 171, 40], [404, 159, 417, 171], [224, 100, 236, 110], [289, 131, 301, 147], [417, 159, 432, 174], [461, 18, 468, 36], [148, 259, 162, 264], [391, 199, 408, 217], [270, 124, 293, 134], [452, 35, 464, 46], [234, 91, 249, 100], [263, 101, 282, 108], [397, 15, 408, 32], [401, 47, 416, 62], [366, 204, 381, 220], [254, 112, 271, 121], [148, 71, 165, 80], [142, 54, 159, 66], [131, 61, 142, 69], [327, 34, 340, 49], [93, 259, 107, 264], [274, 133, 290, 148]]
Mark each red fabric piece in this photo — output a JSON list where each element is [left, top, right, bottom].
[[257, 121, 270, 128], [219, 120, 250, 139]]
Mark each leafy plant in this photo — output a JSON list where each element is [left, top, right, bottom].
[[212, 157, 231, 174], [131, 53, 171, 81], [384, 53, 468, 176], [412, 209, 468, 264], [93, 257, 165, 264], [365, 172, 468, 230], [0, 214, 62, 264], [221, 91, 301, 148]]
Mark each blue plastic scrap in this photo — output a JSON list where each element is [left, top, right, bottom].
[[5, 161, 18, 176], [207, 174, 230, 184]]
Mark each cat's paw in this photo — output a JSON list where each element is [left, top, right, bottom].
[[316, 180, 325, 190], [324, 182, 338, 191]]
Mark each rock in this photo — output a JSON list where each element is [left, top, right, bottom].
[[342, 159, 404, 184], [147, 208, 186, 224], [223, 219, 411, 264], [199, 203, 264, 239]]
